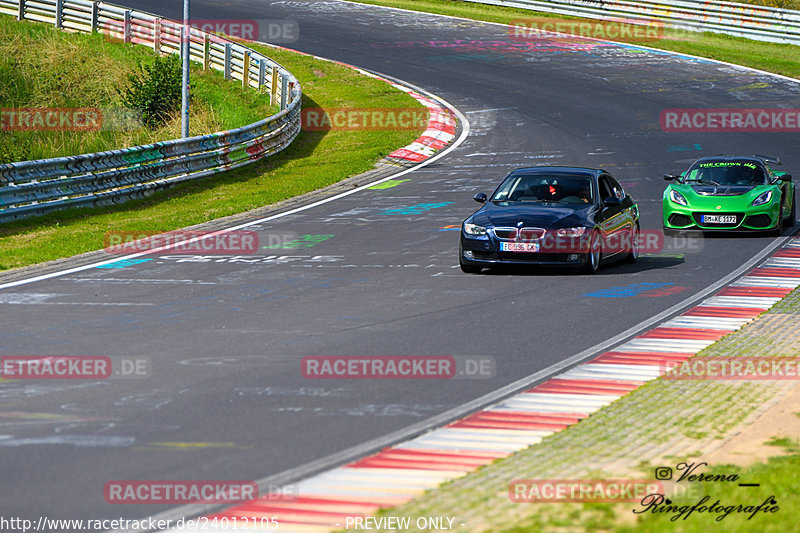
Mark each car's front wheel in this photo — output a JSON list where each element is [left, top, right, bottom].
[[626, 224, 640, 264], [771, 198, 785, 237], [582, 230, 601, 274]]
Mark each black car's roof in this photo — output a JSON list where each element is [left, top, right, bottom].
[[507, 166, 603, 177]]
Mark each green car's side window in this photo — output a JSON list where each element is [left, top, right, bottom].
[[686, 169, 698, 180]]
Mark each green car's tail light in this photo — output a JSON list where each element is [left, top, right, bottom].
[[669, 189, 688, 206], [752, 190, 773, 206]]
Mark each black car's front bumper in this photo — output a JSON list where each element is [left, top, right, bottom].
[[460, 234, 585, 267]]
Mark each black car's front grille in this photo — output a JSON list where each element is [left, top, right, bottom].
[[494, 228, 517, 240], [518, 228, 545, 241], [692, 212, 743, 228]]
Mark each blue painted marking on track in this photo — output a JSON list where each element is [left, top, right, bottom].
[[667, 144, 702, 152], [384, 202, 453, 215], [95, 258, 153, 269], [585, 282, 674, 298]]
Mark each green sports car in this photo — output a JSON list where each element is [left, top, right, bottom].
[[663, 156, 795, 235]]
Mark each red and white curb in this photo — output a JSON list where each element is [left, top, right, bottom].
[[246, 41, 458, 166], [383, 91, 457, 164], [164, 238, 800, 532]]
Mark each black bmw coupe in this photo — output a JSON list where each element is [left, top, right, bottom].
[[459, 167, 639, 274]]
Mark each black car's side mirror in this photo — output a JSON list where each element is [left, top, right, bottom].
[[663, 174, 679, 181], [603, 196, 622, 207], [473, 193, 487, 203], [778, 174, 793, 182]]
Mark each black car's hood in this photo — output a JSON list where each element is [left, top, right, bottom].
[[690, 184, 755, 196], [474, 202, 594, 228]]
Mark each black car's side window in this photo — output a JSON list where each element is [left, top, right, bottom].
[[598, 176, 614, 200], [604, 175, 625, 199]]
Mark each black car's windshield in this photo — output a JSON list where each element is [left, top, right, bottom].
[[685, 161, 766, 186], [491, 174, 593, 204]]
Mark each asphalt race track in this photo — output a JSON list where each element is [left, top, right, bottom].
[[2, 0, 800, 523]]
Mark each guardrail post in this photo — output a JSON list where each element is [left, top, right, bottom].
[[258, 59, 266, 90], [17, 0, 24, 20], [242, 51, 250, 88], [270, 67, 278, 106], [203, 34, 210, 70], [55, 0, 62, 28], [224, 43, 231, 80], [154, 18, 161, 53], [280, 74, 288, 110], [123, 10, 131, 43], [91, 1, 98, 33]]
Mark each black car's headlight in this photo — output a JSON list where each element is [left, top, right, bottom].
[[463, 223, 487, 236], [669, 189, 688, 207], [752, 190, 773, 206], [554, 227, 587, 237]]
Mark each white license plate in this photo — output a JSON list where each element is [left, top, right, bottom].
[[701, 214, 737, 224], [501, 242, 540, 252]]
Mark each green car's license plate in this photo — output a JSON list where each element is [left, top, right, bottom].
[[701, 214, 736, 224]]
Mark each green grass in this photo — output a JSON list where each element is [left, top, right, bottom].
[[0, 14, 278, 164], [618, 444, 800, 532], [0, 32, 423, 270], [734, 0, 800, 8], [350, 0, 800, 79]]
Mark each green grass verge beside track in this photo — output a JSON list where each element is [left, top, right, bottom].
[[0, 14, 279, 163], [0, 34, 422, 270], [352, 0, 800, 80]]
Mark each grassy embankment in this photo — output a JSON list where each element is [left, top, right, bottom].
[[0, 14, 423, 269]]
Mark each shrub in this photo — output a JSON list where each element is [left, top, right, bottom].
[[117, 54, 190, 128]]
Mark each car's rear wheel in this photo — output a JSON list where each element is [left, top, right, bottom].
[[626, 224, 640, 264], [582, 230, 601, 274]]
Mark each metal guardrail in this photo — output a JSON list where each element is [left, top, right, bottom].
[[461, 0, 800, 44], [0, 0, 301, 222]]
